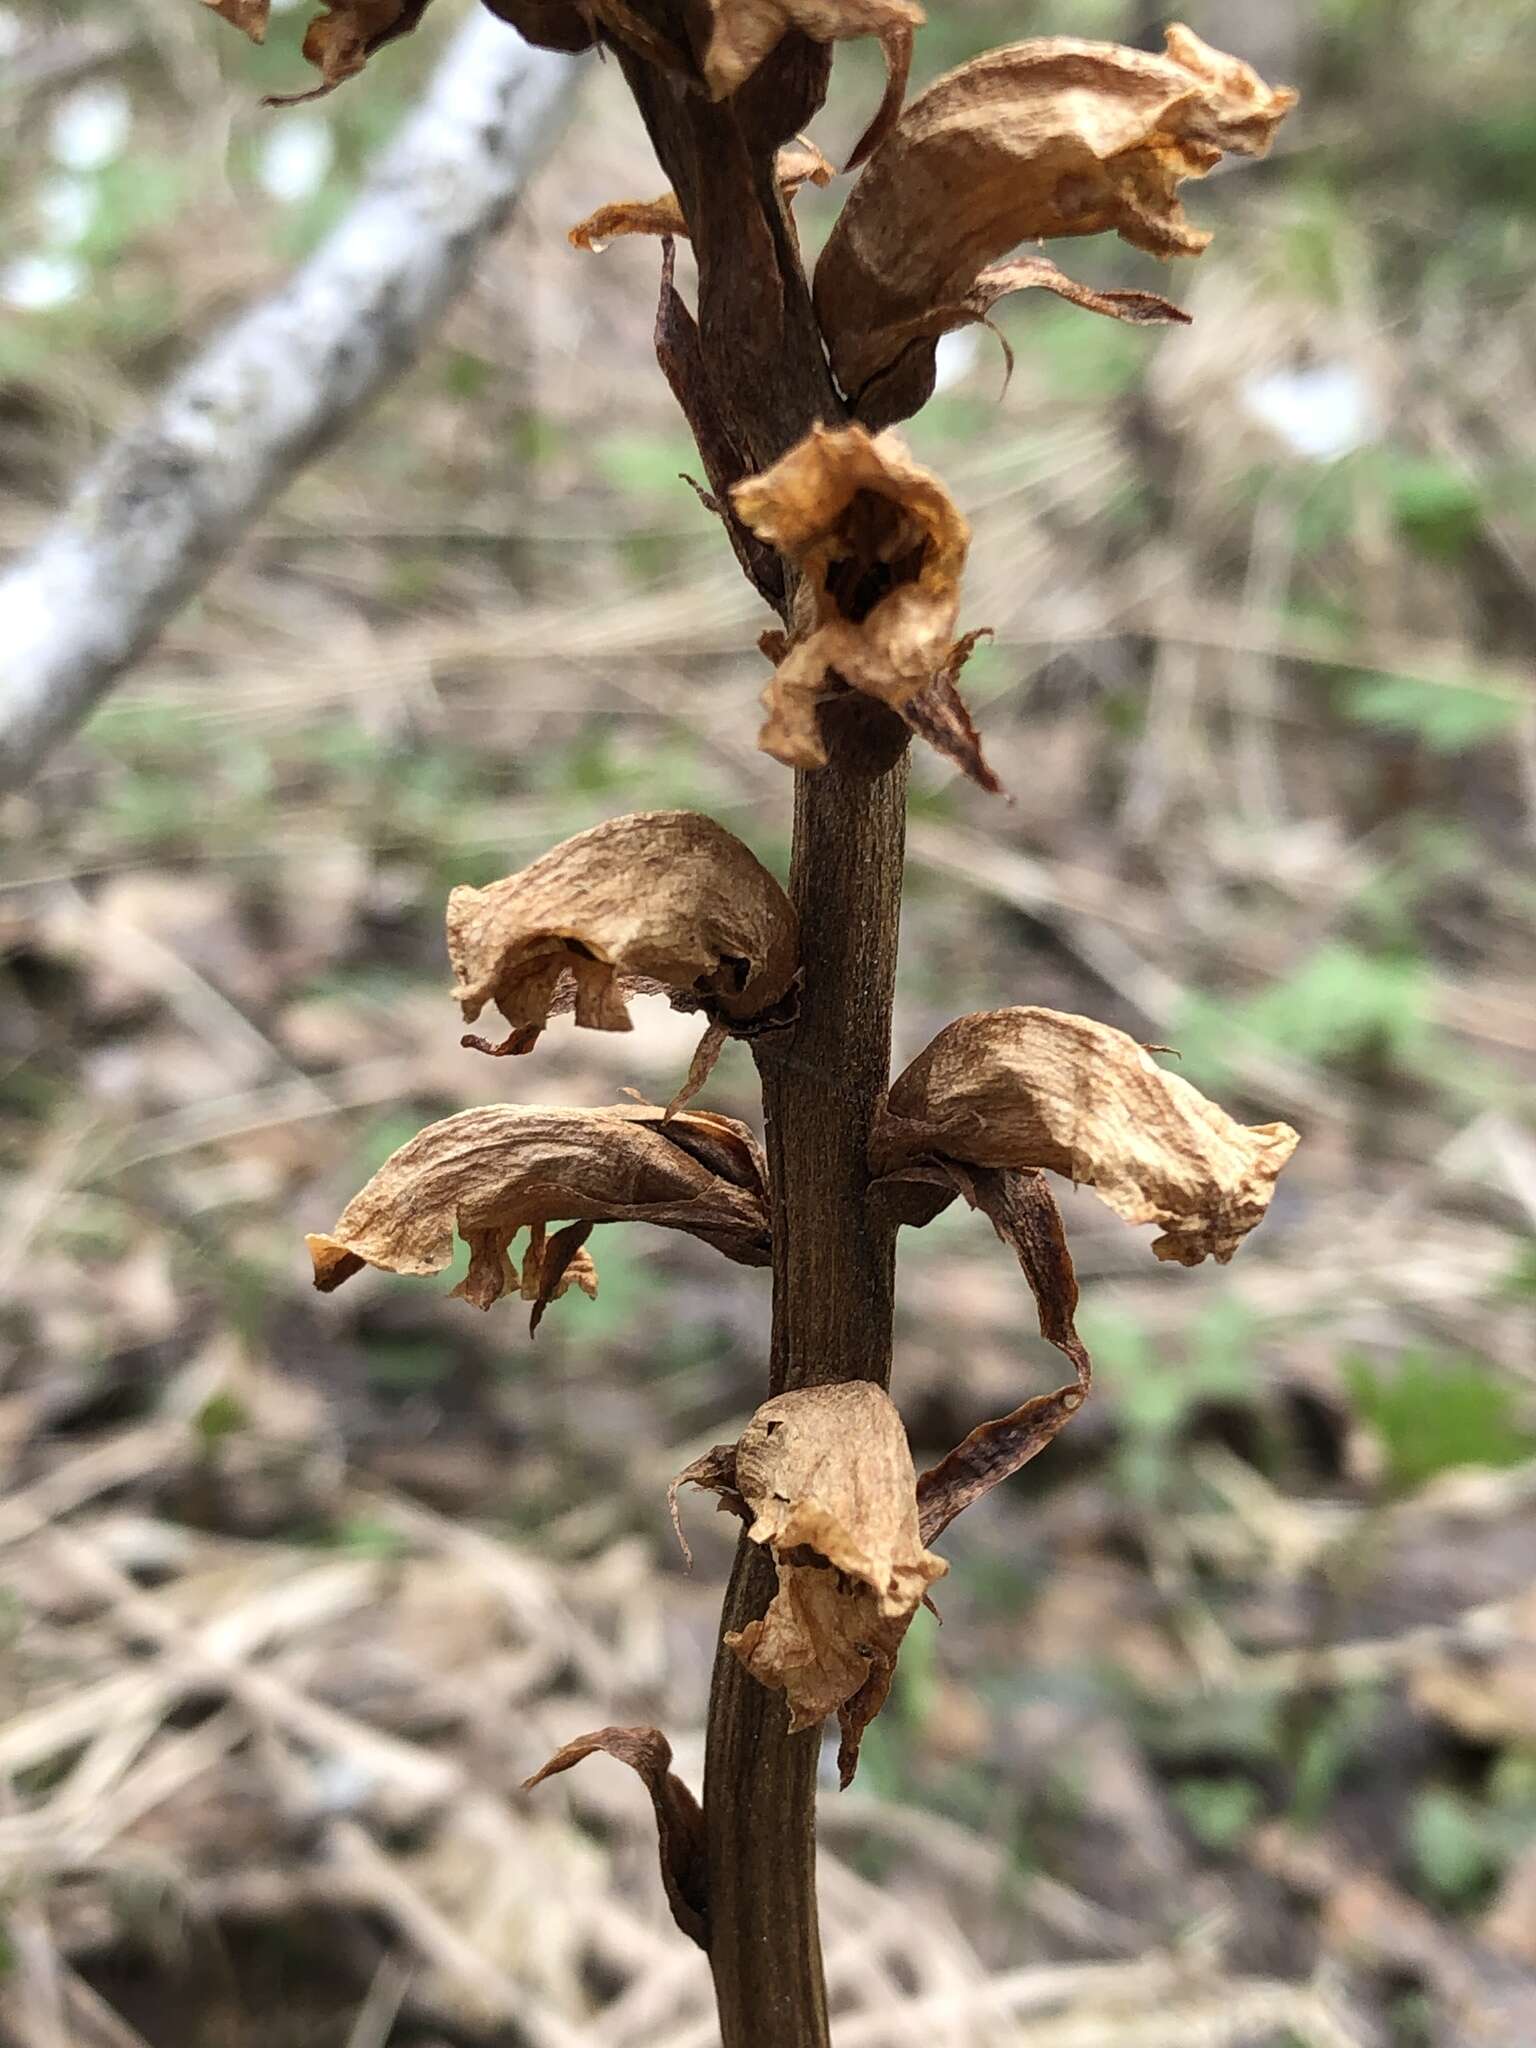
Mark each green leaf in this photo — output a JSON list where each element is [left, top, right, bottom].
[[1172, 1775, 1264, 1851], [1341, 672, 1523, 753], [1344, 1351, 1536, 1494], [1409, 1789, 1500, 1904]]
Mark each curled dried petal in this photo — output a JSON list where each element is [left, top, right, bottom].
[[447, 812, 799, 1077], [699, 0, 923, 102], [871, 1006, 1298, 1266], [524, 1726, 707, 1948], [814, 25, 1296, 419], [678, 1383, 946, 1784], [733, 424, 1000, 789], [305, 1103, 771, 1327], [264, 0, 434, 103], [569, 142, 833, 252]]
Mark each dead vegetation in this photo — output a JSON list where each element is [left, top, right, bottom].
[[3, 1, 1536, 2042]]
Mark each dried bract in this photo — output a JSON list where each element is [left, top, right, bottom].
[[524, 1726, 708, 1947], [895, 1166, 1092, 1542], [872, 1007, 1298, 1266], [478, 0, 598, 51], [446, 813, 798, 1106], [305, 1103, 770, 1327], [733, 425, 999, 789], [202, 0, 269, 38], [699, 0, 923, 103], [568, 143, 833, 253], [677, 1384, 946, 1784], [814, 24, 1296, 420]]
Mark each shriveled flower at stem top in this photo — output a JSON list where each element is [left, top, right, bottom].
[[734, 423, 1001, 791]]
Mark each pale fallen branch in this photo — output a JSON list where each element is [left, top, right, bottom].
[[0, 16, 585, 794]]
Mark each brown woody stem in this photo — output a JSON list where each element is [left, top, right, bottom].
[[615, 19, 909, 2045]]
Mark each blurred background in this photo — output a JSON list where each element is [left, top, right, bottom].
[[3, 2, 1535, 2043]]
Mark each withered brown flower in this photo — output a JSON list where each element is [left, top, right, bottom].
[[306, 1102, 771, 1328], [446, 811, 799, 1108], [674, 1383, 945, 1784], [871, 1005, 1299, 1267], [814, 24, 1297, 424], [732, 424, 999, 790], [567, 142, 833, 253]]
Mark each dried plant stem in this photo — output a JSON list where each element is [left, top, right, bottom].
[[709, 756, 908, 2046], [615, 17, 908, 2043]]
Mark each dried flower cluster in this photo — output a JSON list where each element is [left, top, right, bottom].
[[198, 0, 1298, 1970]]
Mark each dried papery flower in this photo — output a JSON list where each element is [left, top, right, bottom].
[[732, 424, 1000, 790], [870, 1006, 1298, 1266], [446, 812, 799, 1108], [305, 1102, 771, 1327], [524, 1726, 708, 1947], [674, 1383, 946, 1785], [698, 0, 922, 104], [568, 142, 834, 253], [814, 25, 1296, 424]]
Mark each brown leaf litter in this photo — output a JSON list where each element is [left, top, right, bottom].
[[674, 1383, 945, 1785], [446, 811, 799, 1109], [568, 142, 833, 252], [305, 1102, 771, 1327], [814, 24, 1296, 425], [733, 423, 1000, 790], [524, 1725, 709, 1947]]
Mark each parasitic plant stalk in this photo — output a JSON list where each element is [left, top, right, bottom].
[[203, 1, 1301, 2041]]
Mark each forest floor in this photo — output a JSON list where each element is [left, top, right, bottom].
[[3, 4, 1536, 2044]]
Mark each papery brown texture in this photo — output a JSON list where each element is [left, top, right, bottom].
[[814, 24, 1295, 420], [263, 0, 434, 102], [871, 1007, 1298, 1266], [202, 0, 269, 38], [677, 1384, 946, 1784], [305, 1103, 770, 1325], [446, 812, 799, 1092], [524, 1726, 708, 1948], [699, 0, 922, 102], [569, 142, 833, 252], [479, 0, 598, 51], [733, 424, 998, 789]]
